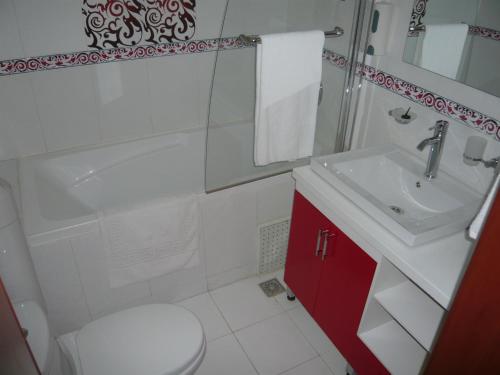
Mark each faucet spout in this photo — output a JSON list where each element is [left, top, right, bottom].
[[417, 120, 449, 179], [416, 137, 438, 151]]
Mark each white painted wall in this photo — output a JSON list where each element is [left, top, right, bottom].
[[353, 0, 500, 194]]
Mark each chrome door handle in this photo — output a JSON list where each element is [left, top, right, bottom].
[[315, 229, 328, 256], [322, 233, 336, 261]]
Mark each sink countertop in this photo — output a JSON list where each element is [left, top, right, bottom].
[[293, 166, 474, 309]]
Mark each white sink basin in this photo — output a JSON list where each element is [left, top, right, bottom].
[[311, 145, 482, 246]]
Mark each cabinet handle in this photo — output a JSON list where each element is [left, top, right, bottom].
[[315, 229, 328, 256], [322, 233, 336, 261]]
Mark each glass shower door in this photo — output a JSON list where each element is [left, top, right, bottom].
[[205, 0, 368, 192]]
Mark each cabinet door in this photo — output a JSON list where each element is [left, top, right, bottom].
[[284, 192, 332, 314], [314, 231, 388, 375]]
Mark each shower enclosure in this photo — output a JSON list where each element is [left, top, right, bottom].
[[205, 0, 372, 192]]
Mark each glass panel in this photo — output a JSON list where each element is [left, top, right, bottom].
[[205, 0, 359, 191]]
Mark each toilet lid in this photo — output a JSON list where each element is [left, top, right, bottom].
[[77, 304, 205, 375]]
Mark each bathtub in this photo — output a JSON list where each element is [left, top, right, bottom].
[[20, 130, 205, 238]]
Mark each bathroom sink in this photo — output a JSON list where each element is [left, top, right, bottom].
[[311, 145, 482, 246]]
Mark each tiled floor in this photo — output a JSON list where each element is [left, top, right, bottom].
[[175, 270, 348, 375]]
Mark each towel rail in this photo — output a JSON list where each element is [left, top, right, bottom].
[[238, 26, 344, 45]]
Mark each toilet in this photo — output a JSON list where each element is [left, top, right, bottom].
[[14, 300, 206, 375], [58, 304, 206, 375]]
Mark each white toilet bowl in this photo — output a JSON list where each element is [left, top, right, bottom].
[[58, 304, 206, 375]]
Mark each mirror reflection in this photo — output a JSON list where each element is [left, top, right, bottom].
[[403, 0, 500, 98]]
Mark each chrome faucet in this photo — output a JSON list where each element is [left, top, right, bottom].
[[416, 120, 449, 180]]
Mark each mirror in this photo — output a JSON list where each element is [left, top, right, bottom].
[[403, 0, 500, 98]]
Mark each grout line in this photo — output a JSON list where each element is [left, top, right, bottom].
[[318, 354, 337, 375], [68, 238, 93, 321], [232, 330, 261, 375], [285, 308, 326, 357], [275, 355, 322, 375]]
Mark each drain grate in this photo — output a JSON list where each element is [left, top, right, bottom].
[[259, 278, 286, 298]]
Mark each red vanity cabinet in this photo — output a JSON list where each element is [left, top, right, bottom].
[[284, 191, 388, 375]]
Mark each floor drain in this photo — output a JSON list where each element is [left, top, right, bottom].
[[259, 278, 286, 298], [389, 205, 405, 215]]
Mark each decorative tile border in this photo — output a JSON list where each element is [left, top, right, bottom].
[[322, 49, 348, 69], [0, 37, 245, 76], [408, 24, 500, 42], [357, 63, 500, 141], [469, 25, 500, 43]]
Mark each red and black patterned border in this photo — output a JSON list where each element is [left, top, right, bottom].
[[357, 63, 500, 141], [0, 37, 243, 76], [469, 25, 500, 42]]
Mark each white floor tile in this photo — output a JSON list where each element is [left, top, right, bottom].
[[287, 305, 334, 355], [195, 335, 257, 375], [235, 313, 316, 375], [210, 277, 283, 331], [320, 346, 348, 375], [280, 357, 333, 375], [177, 293, 231, 342]]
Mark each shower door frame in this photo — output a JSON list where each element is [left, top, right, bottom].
[[205, 0, 374, 193]]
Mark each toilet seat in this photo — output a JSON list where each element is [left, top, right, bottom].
[[59, 304, 205, 375]]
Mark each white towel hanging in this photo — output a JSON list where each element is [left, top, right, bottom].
[[254, 31, 324, 166]]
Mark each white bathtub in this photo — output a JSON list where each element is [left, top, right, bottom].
[[20, 131, 205, 237]]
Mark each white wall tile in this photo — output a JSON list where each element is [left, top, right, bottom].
[[0, 0, 24, 60], [195, 0, 228, 40], [149, 251, 207, 303], [70, 229, 152, 319], [207, 264, 256, 291], [0, 74, 46, 158], [256, 174, 295, 224], [148, 53, 214, 134], [31, 65, 101, 152], [94, 61, 154, 143], [29, 238, 91, 335], [13, 0, 86, 57], [201, 187, 258, 278]]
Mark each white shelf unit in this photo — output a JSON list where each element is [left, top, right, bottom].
[[358, 259, 446, 374], [359, 320, 427, 375], [374, 281, 444, 350]]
